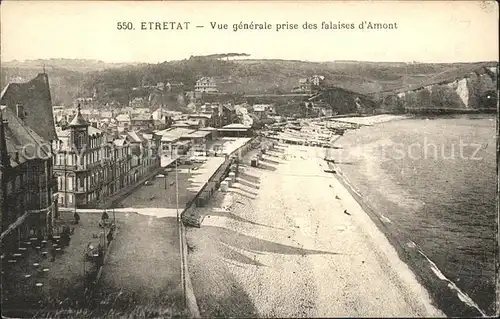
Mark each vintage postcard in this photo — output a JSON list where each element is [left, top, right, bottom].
[[0, 0, 498, 318]]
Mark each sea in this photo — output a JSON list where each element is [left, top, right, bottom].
[[330, 114, 497, 316]]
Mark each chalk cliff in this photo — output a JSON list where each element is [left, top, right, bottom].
[[378, 66, 498, 112]]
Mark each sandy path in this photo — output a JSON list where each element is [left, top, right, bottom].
[[186, 143, 444, 317]]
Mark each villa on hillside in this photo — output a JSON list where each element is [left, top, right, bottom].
[[195, 77, 218, 93], [292, 75, 325, 94]]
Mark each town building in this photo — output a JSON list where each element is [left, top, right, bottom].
[[1, 72, 59, 253], [252, 104, 275, 119], [0, 106, 57, 254], [116, 113, 131, 133], [298, 78, 312, 94], [311, 75, 325, 87], [130, 97, 147, 108], [124, 131, 161, 184], [156, 127, 195, 160], [221, 104, 236, 126], [218, 123, 253, 137], [130, 113, 154, 132], [195, 77, 218, 93], [0, 73, 58, 143], [53, 105, 131, 208], [171, 120, 200, 130], [293, 75, 325, 94], [188, 113, 214, 128]]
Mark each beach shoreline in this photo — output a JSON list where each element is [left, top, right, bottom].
[[329, 159, 485, 317], [328, 114, 496, 317], [185, 138, 446, 317]]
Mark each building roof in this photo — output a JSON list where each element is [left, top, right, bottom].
[[199, 126, 217, 131], [196, 77, 215, 83], [171, 122, 189, 127], [113, 138, 127, 147], [160, 135, 179, 143], [253, 104, 270, 112], [174, 140, 191, 146], [131, 108, 150, 114], [68, 105, 88, 127], [131, 113, 152, 121], [101, 111, 113, 118], [0, 73, 57, 141], [116, 114, 131, 122], [156, 127, 195, 140], [222, 123, 251, 129], [224, 104, 235, 111], [1, 107, 51, 168], [126, 130, 144, 143], [56, 126, 71, 137], [188, 113, 212, 119], [187, 130, 212, 138]]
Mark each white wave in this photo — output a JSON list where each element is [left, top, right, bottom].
[[379, 214, 392, 224], [417, 249, 487, 316]]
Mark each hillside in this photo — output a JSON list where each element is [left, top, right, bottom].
[[2, 59, 137, 73], [1, 57, 497, 108]]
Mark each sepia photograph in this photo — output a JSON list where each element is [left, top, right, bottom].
[[0, 0, 498, 318]]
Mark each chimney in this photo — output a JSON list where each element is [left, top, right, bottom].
[[16, 104, 25, 119]]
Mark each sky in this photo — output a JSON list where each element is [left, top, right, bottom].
[[1, 0, 498, 64]]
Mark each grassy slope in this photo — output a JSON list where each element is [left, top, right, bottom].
[[1, 58, 497, 106]]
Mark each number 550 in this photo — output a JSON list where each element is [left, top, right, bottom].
[[117, 22, 133, 30]]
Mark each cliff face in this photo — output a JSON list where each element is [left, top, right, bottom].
[[380, 66, 498, 112]]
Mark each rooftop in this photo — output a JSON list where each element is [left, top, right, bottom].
[[1, 107, 51, 168], [187, 130, 212, 138], [188, 113, 212, 119], [131, 114, 152, 121], [125, 130, 144, 143], [222, 123, 251, 129], [116, 114, 131, 122], [68, 105, 88, 127], [156, 127, 195, 139], [0, 73, 57, 141]]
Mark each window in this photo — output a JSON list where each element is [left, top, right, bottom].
[[78, 132, 85, 148], [6, 181, 13, 195], [67, 176, 74, 191], [57, 153, 65, 165]]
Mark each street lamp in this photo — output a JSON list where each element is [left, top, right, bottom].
[[82, 248, 86, 291], [174, 152, 186, 309]]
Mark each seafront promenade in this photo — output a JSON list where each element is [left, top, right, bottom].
[[89, 137, 253, 316]]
